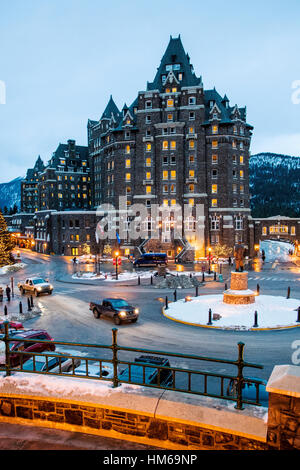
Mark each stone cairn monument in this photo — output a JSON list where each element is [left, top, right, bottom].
[[223, 243, 255, 305]]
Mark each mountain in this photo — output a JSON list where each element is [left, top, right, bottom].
[[0, 177, 23, 214], [250, 152, 300, 218]]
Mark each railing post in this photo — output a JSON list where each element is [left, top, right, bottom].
[[19, 302, 23, 314], [4, 321, 11, 377], [112, 328, 119, 388], [165, 296, 169, 310], [297, 306, 300, 323], [207, 308, 212, 325], [235, 342, 245, 410], [287, 286, 290, 299], [173, 289, 177, 302], [253, 311, 258, 328]]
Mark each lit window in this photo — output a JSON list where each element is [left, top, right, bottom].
[[189, 127, 194, 134], [163, 184, 168, 193], [212, 199, 218, 207], [212, 184, 218, 194], [189, 170, 195, 178], [189, 140, 195, 149], [262, 226, 267, 235], [291, 226, 296, 235], [146, 157, 151, 167], [212, 125, 218, 134], [58, 193, 63, 199], [163, 141, 169, 150], [178, 73, 183, 81], [172, 87, 177, 93], [163, 200, 169, 206], [189, 155, 195, 164], [171, 199, 176, 206], [188, 198, 194, 206], [232, 140, 237, 148], [146, 186, 152, 194], [233, 126, 238, 134], [212, 154, 218, 164], [126, 173, 131, 181], [167, 114, 173, 121], [125, 145, 130, 154], [240, 184, 244, 193], [126, 186, 131, 194], [212, 140, 218, 149], [189, 184, 194, 192], [125, 159, 131, 168], [82, 161, 87, 166], [240, 170, 244, 179], [146, 143, 151, 152], [240, 155, 244, 164], [146, 172, 151, 180], [170, 184, 176, 193], [167, 99, 174, 107], [163, 170, 168, 180], [170, 141, 176, 150], [170, 170, 176, 180], [165, 88, 170, 93]]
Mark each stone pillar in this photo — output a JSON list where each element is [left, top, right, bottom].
[[266, 365, 300, 450]]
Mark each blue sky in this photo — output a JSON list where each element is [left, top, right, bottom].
[[0, 0, 300, 182]]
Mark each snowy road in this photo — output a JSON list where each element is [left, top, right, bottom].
[[0, 248, 299, 385]]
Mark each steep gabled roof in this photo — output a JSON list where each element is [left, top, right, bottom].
[[101, 95, 120, 121], [147, 35, 202, 91]]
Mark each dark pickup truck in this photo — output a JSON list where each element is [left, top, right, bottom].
[[89, 298, 139, 325]]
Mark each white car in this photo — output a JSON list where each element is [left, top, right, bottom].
[[20, 351, 81, 373], [65, 361, 115, 379]]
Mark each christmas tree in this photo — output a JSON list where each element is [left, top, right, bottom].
[[0, 210, 14, 267]]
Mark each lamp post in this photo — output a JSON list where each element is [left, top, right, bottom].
[[114, 251, 119, 280], [208, 247, 212, 274]]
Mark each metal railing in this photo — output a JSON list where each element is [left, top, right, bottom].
[[0, 322, 265, 410]]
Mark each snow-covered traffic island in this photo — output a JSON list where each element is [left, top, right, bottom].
[[164, 270, 300, 331], [163, 294, 300, 331]]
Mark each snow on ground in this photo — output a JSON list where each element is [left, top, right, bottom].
[[164, 294, 300, 330], [72, 269, 218, 282], [0, 263, 26, 275], [0, 372, 141, 403], [260, 240, 294, 262]]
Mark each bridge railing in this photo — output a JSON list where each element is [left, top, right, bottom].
[[0, 322, 265, 410]]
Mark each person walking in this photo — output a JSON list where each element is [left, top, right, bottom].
[[6, 285, 11, 302]]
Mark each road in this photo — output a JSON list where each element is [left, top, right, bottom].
[[1, 243, 300, 387]]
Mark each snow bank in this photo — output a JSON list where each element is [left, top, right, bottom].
[[0, 263, 26, 275]]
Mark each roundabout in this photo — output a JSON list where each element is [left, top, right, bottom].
[[162, 293, 300, 331]]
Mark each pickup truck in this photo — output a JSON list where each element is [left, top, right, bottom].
[[18, 277, 53, 297], [89, 298, 139, 325]]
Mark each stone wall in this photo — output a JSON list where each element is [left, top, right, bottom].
[[0, 394, 267, 450]]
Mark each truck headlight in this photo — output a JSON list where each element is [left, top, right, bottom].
[[134, 308, 139, 314], [119, 311, 127, 318], [37, 287, 42, 291], [49, 284, 53, 290]]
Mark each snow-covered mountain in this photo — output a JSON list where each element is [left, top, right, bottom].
[[250, 153, 300, 218], [0, 177, 22, 213]]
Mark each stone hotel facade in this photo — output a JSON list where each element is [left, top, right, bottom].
[[7, 36, 299, 258]]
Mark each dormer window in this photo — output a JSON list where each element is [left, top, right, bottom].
[[188, 96, 196, 105], [162, 75, 167, 83], [178, 73, 183, 81], [172, 87, 177, 93], [145, 100, 152, 109]]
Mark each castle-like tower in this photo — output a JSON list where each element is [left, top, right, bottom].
[[88, 35, 253, 260]]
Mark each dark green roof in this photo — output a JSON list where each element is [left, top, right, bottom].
[[101, 95, 120, 120], [147, 35, 202, 91]]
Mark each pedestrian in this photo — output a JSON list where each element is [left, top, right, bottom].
[[228, 256, 232, 266], [73, 257, 77, 265], [6, 285, 11, 302]]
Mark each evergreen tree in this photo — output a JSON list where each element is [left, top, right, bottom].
[[0, 210, 14, 267]]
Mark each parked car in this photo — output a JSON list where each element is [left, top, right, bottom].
[[89, 298, 139, 325], [0, 320, 24, 332], [20, 351, 81, 374], [18, 278, 53, 297], [226, 377, 269, 406], [0, 329, 55, 368], [134, 253, 168, 268], [65, 361, 115, 379], [119, 355, 173, 387]]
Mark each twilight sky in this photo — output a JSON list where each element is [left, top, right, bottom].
[[0, 0, 300, 183]]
